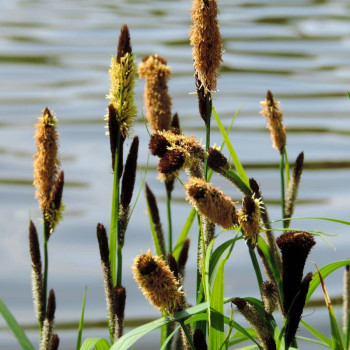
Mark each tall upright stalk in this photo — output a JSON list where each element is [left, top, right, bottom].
[[165, 184, 172, 253], [204, 94, 212, 181], [280, 146, 286, 228], [42, 220, 49, 326]]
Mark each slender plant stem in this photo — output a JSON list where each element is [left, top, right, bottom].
[[204, 93, 212, 181], [42, 219, 49, 327], [280, 147, 286, 228], [247, 241, 263, 296], [179, 320, 195, 350], [109, 127, 121, 287], [165, 183, 172, 253]]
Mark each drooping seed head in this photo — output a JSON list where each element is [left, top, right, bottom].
[[190, 0, 222, 93], [132, 251, 186, 315], [33, 107, 60, 212], [138, 55, 172, 133], [185, 177, 237, 229], [207, 147, 229, 171], [260, 90, 286, 154]]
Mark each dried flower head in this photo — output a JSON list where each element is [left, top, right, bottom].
[[139, 54, 172, 133], [33, 107, 60, 212], [261, 281, 279, 314], [114, 286, 126, 339], [238, 195, 263, 244], [106, 25, 137, 137], [190, 0, 222, 93], [185, 177, 237, 229], [40, 289, 56, 350], [207, 147, 229, 172], [260, 90, 286, 154], [132, 251, 186, 315]]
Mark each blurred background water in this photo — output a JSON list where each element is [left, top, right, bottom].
[[1, 0, 350, 348]]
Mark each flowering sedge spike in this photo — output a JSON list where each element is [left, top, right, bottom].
[[158, 149, 186, 175], [284, 152, 304, 228], [106, 25, 137, 138], [285, 272, 313, 349], [132, 251, 187, 315], [96, 223, 116, 337], [250, 178, 282, 273], [261, 281, 279, 314], [33, 107, 60, 213], [108, 104, 125, 176], [50, 334, 59, 350], [40, 289, 56, 350], [178, 239, 190, 279], [232, 297, 275, 350], [264, 333, 277, 350], [29, 220, 44, 325], [119, 136, 139, 246], [276, 231, 315, 315], [195, 73, 209, 124], [138, 55, 172, 133], [193, 329, 208, 350], [260, 90, 286, 154], [207, 147, 229, 172], [185, 177, 238, 230], [238, 195, 263, 245], [114, 286, 126, 340], [171, 112, 181, 134], [167, 253, 179, 280], [145, 184, 166, 257], [45, 171, 65, 235], [190, 0, 222, 94], [343, 265, 350, 335]]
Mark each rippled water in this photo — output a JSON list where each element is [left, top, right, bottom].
[[1, 0, 350, 348]]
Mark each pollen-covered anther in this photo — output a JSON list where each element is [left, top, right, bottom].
[[132, 251, 186, 315], [185, 178, 237, 229], [238, 195, 263, 244]]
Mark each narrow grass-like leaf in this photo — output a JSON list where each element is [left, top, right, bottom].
[[160, 325, 180, 350], [234, 345, 259, 350], [300, 320, 332, 347], [80, 337, 110, 350], [295, 335, 330, 348], [173, 208, 196, 260], [223, 169, 252, 195], [212, 106, 250, 187], [0, 299, 35, 350], [271, 216, 350, 226], [305, 260, 350, 304], [76, 287, 87, 350]]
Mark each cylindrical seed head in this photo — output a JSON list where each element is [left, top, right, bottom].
[[114, 286, 126, 339], [193, 328, 207, 350]]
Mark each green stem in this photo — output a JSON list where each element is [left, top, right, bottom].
[[179, 320, 195, 350], [42, 219, 49, 329], [280, 147, 286, 228], [109, 128, 121, 287], [247, 241, 263, 296], [204, 93, 212, 181], [165, 184, 172, 253]]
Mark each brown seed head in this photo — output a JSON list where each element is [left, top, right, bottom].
[[158, 149, 185, 175], [190, 0, 222, 93], [207, 147, 229, 171], [260, 90, 286, 154], [149, 133, 171, 157], [193, 329, 208, 350], [139, 55, 172, 133], [185, 177, 237, 229], [117, 24, 132, 63], [167, 253, 179, 280], [29, 220, 41, 268], [238, 195, 262, 244], [50, 334, 60, 350], [178, 239, 190, 276], [114, 286, 126, 321], [261, 281, 279, 314], [171, 112, 181, 134], [132, 251, 186, 314], [33, 107, 60, 212], [46, 289, 56, 322], [96, 223, 110, 266]]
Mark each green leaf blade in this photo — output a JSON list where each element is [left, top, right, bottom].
[[80, 337, 110, 350]]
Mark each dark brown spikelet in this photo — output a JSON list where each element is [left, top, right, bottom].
[[171, 112, 181, 134], [50, 334, 60, 350], [284, 152, 304, 228], [264, 332, 277, 350], [158, 149, 185, 175], [114, 286, 126, 339], [120, 136, 139, 209], [108, 104, 125, 178], [276, 231, 315, 314], [167, 253, 179, 280], [285, 272, 313, 349], [149, 133, 171, 157], [261, 281, 279, 314], [49, 171, 64, 213], [207, 147, 229, 171], [46, 289, 56, 322], [96, 223, 110, 266], [193, 329, 208, 350], [178, 239, 190, 277], [29, 220, 41, 269], [195, 74, 208, 124], [116, 24, 132, 63]]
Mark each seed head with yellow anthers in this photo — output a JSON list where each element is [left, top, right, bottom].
[[185, 177, 238, 229], [238, 195, 264, 245], [33, 108, 60, 213], [138, 55, 172, 133], [260, 90, 286, 154], [190, 0, 222, 94], [106, 25, 137, 138], [132, 251, 186, 315]]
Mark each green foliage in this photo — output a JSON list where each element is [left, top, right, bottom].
[[76, 287, 87, 350], [80, 338, 110, 350]]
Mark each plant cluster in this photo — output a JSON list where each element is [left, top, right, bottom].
[[1, 1, 350, 350]]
